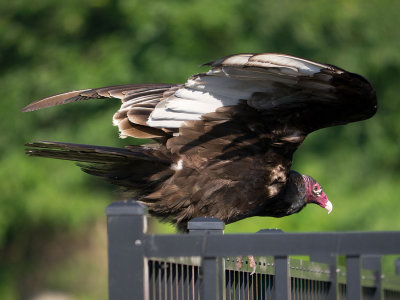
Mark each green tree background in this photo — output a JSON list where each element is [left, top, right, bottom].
[[1, 0, 399, 298]]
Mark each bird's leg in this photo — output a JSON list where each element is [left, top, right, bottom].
[[235, 256, 243, 269], [248, 255, 256, 275], [235, 255, 257, 275]]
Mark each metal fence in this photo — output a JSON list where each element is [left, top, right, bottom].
[[106, 201, 400, 300]]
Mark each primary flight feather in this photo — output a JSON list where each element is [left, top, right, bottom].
[[23, 53, 376, 230]]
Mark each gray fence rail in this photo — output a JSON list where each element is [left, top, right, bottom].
[[106, 201, 400, 300]]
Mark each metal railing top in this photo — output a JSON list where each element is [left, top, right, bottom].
[[106, 200, 400, 300]]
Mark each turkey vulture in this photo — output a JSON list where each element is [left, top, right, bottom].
[[23, 53, 376, 231]]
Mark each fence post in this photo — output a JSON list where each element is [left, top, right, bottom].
[[310, 254, 338, 300], [395, 258, 400, 275], [257, 229, 290, 300], [346, 255, 361, 300], [362, 255, 382, 300], [274, 255, 290, 300], [188, 217, 224, 300], [106, 200, 147, 300]]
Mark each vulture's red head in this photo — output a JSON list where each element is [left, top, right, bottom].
[[302, 175, 332, 214]]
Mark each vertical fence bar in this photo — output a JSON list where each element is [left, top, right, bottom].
[[346, 255, 361, 300], [362, 255, 382, 300], [106, 200, 147, 300], [188, 217, 224, 300], [310, 254, 338, 300], [274, 255, 290, 300]]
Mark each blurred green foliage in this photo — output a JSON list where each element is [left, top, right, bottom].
[[1, 0, 400, 298]]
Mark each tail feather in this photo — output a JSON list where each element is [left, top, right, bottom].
[[25, 141, 174, 193]]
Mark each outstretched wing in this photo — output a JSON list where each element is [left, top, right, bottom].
[[147, 53, 376, 133], [23, 53, 376, 141]]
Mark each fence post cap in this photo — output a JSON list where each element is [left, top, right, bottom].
[[106, 200, 145, 216], [187, 217, 225, 230]]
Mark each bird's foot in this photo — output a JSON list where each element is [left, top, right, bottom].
[[236, 256, 243, 269], [248, 255, 256, 275], [235, 255, 256, 275]]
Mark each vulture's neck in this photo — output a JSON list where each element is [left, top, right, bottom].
[[281, 171, 307, 213], [258, 171, 307, 217]]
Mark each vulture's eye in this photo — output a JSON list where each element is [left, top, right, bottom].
[[313, 185, 322, 196]]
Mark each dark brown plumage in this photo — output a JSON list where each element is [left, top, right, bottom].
[[23, 53, 376, 230]]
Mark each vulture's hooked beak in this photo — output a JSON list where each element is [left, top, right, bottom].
[[324, 200, 333, 214]]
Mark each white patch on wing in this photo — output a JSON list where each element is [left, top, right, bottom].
[[145, 54, 334, 129], [171, 159, 183, 171], [147, 75, 272, 128]]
